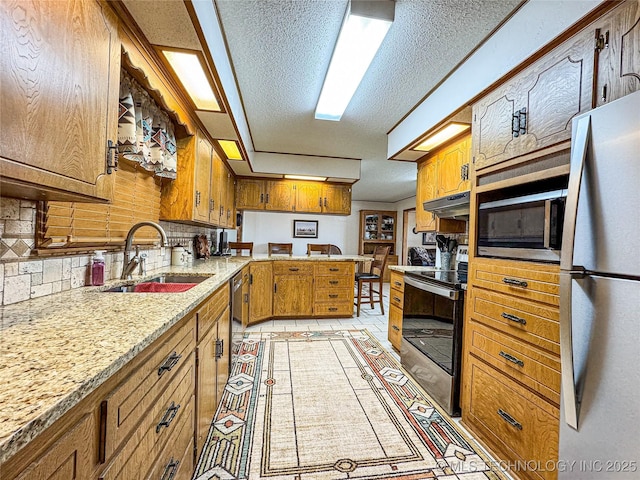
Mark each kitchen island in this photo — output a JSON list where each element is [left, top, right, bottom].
[[0, 254, 364, 477]]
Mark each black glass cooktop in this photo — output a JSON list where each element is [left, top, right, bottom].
[[405, 269, 466, 289]]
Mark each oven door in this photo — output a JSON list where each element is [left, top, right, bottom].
[[401, 276, 464, 415]]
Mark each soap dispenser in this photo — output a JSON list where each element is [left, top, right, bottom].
[[91, 250, 106, 286]]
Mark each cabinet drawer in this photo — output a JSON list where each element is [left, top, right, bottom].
[[314, 289, 352, 303], [100, 358, 195, 480], [314, 302, 353, 316], [197, 283, 229, 341], [145, 401, 195, 480], [273, 262, 314, 275], [315, 262, 353, 276], [104, 319, 196, 458], [471, 259, 559, 306], [467, 358, 558, 480], [389, 287, 404, 310], [389, 272, 405, 293], [315, 275, 352, 289], [388, 304, 402, 350], [470, 287, 559, 354], [468, 321, 560, 404]]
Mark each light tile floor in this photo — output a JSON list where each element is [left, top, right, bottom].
[[245, 283, 399, 361]]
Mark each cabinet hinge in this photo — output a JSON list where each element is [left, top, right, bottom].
[[215, 339, 224, 359], [595, 29, 609, 52], [106, 140, 118, 174]]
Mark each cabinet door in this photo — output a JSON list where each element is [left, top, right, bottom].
[[236, 178, 265, 210], [473, 28, 594, 170], [0, 0, 119, 202], [265, 180, 295, 211], [436, 136, 471, 197], [195, 135, 212, 223], [209, 153, 223, 225], [273, 273, 313, 317], [249, 262, 273, 323], [594, 0, 640, 107], [322, 184, 352, 214], [224, 166, 236, 228], [294, 181, 323, 213], [15, 414, 95, 480], [416, 160, 437, 231], [216, 307, 231, 402], [196, 323, 218, 458]]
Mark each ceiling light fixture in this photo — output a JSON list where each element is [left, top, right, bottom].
[[160, 48, 221, 111], [315, 0, 394, 121], [412, 123, 471, 153], [218, 140, 243, 160], [284, 174, 328, 182]]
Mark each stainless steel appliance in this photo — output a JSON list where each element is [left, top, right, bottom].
[[559, 90, 640, 478], [401, 269, 465, 416], [477, 179, 567, 262], [230, 272, 243, 369], [422, 190, 470, 219]]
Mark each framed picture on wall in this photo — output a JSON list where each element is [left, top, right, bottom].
[[422, 232, 436, 245], [293, 220, 318, 238]]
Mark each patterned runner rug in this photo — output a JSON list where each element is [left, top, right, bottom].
[[194, 330, 505, 480]]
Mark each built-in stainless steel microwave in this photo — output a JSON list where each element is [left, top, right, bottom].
[[477, 187, 567, 262]]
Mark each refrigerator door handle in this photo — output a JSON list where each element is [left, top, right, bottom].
[[561, 115, 591, 272], [559, 271, 581, 430]]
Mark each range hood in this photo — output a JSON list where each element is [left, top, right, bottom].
[[422, 191, 470, 219]]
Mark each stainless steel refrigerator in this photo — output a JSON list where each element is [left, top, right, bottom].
[[559, 90, 640, 478]]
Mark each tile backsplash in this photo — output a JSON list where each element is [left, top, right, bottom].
[[0, 197, 217, 306]]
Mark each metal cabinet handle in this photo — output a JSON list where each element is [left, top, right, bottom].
[[394, 281, 402, 287], [243, 293, 249, 303], [319, 197, 322, 207], [329, 294, 338, 298], [160, 458, 180, 480], [156, 402, 180, 433], [329, 268, 339, 272], [289, 267, 299, 272], [158, 352, 182, 376], [266, 193, 269, 203], [260, 193, 264, 203], [392, 325, 400, 331], [328, 307, 338, 312], [324, 197, 328, 207], [502, 312, 527, 325], [329, 280, 339, 285], [195, 191, 201, 206], [499, 350, 525, 367], [502, 277, 528, 288], [497, 409, 523, 430], [393, 296, 401, 303], [209, 198, 214, 212]]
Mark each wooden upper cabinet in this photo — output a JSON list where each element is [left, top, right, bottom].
[[593, 0, 640, 107], [436, 135, 471, 197], [235, 178, 351, 214], [294, 181, 323, 213], [416, 159, 437, 231], [321, 184, 352, 214], [224, 165, 236, 228], [0, 0, 120, 202], [473, 27, 595, 170], [161, 130, 216, 226], [236, 178, 266, 210]]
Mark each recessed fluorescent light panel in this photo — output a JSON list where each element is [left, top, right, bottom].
[[315, 0, 394, 121], [413, 123, 471, 152], [161, 49, 221, 111], [218, 140, 243, 160], [284, 174, 328, 182]]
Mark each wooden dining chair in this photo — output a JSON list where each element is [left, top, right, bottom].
[[328, 244, 342, 255], [307, 243, 330, 255], [268, 242, 293, 255], [228, 242, 253, 256], [354, 245, 391, 316]]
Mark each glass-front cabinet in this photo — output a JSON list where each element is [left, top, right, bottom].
[[359, 210, 396, 254]]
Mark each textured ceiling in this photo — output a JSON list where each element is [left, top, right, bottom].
[[215, 0, 523, 201]]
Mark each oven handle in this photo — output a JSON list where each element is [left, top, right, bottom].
[[404, 276, 460, 300]]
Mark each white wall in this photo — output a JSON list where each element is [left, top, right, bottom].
[[405, 210, 423, 249]]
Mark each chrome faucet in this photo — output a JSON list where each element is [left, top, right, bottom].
[[121, 221, 168, 279]]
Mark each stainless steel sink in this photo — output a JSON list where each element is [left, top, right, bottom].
[[103, 274, 213, 293]]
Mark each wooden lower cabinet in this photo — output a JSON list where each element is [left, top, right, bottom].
[[462, 258, 560, 480], [387, 271, 405, 350], [273, 262, 314, 317], [248, 262, 273, 325], [3, 284, 232, 480], [14, 414, 95, 480], [313, 261, 354, 317]]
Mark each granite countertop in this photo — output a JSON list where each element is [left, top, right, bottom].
[[388, 265, 439, 273], [0, 254, 366, 463]]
